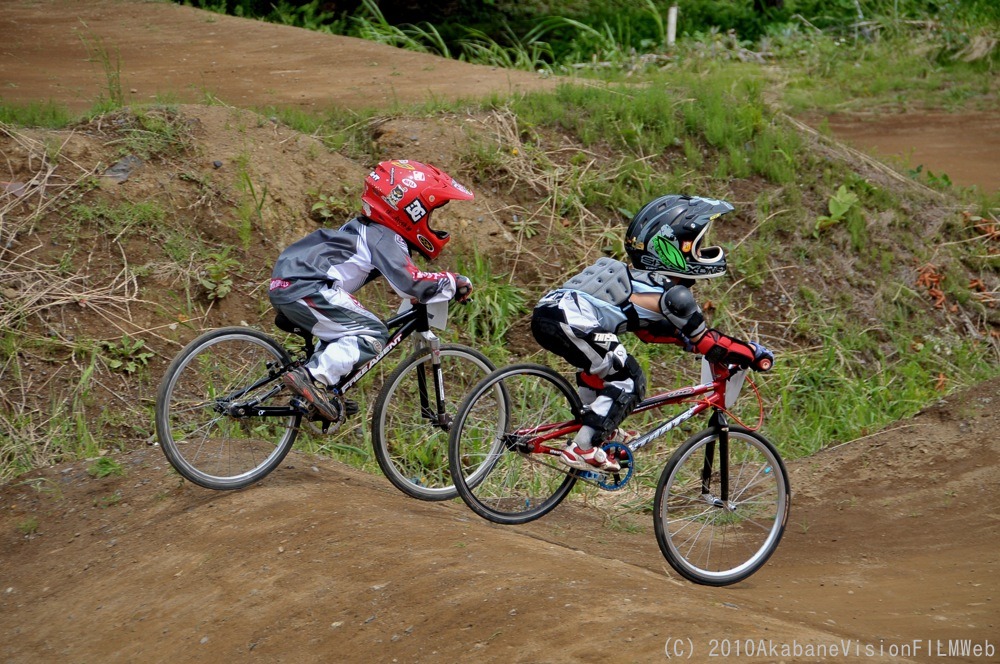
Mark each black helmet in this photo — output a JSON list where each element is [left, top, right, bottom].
[[624, 195, 734, 280]]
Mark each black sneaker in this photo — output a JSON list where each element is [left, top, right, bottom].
[[283, 367, 341, 422]]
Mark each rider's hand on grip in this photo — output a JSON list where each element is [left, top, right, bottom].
[[749, 342, 774, 372], [455, 274, 473, 304]]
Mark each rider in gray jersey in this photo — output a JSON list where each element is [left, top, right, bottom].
[[270, 160, 475, 421]]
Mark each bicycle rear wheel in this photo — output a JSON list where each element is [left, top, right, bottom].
[[155, 327, 300, 490], [449, 364, 580, 525], [371, 344, 497, 501], [653, 426, 790, 586]]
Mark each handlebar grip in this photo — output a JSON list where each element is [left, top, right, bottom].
[[757, 358, 772, 371]]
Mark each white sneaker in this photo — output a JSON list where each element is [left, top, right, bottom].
[[560, 442, 621, 473]]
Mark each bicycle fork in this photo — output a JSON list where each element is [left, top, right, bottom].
[[702, 410, 733, 509], [413, 331, 451, 430]]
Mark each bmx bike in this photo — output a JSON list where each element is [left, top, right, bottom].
[[447, 358, 790, 586], [155, 300, 504, 500]]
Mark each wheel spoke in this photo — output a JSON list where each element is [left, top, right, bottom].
[[371, 345, 497, 501], [655, 428, 789, 586], [449, 364, 580, 525], [155, 329, 299, 490]]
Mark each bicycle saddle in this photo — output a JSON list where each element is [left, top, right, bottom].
[[274, 311, 306, 336]]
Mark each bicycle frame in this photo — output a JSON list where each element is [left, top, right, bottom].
[[337, 302, 439, 393], [511, 362, 744, 471], [222, 301, 451, 425]]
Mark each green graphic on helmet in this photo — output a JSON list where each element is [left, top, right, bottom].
[[650, 235, 687, 271]]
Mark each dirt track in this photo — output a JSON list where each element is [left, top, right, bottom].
[[2, 378, 997, 662], [1, 2, 998, 662]]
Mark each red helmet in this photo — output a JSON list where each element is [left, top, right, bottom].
[[361, 160, 474, 259]]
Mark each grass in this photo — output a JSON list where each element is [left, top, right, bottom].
[[260, 104, 386, 163], [765, 19, 999, 115], [87, 456, 126, 479], [229, 151, 268, 248], [112, 107, 191, 158], [451, 252, 528, 346], [0, 101, 73, 128], [68, 199, 167, 242], [17, 516, 39, 535], [1, 8, 998, 485], [80, 33, 124, 112]]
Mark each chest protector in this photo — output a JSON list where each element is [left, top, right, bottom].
[[562, 258, 633, 305], [561, 258, 640, 331]]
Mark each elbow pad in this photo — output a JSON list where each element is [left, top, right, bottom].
[[694, 329, 756, 367], [660, 285, 706, 339]]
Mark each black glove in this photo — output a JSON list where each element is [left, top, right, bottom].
[[454, 274, 473, 304], [749, 342, 774, 372]]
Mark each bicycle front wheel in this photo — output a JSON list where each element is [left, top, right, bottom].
[[371, 344, 497, 501], [155, 327, 300, 490], [653, 426, 790, 586], [449, 364, 581, 525]]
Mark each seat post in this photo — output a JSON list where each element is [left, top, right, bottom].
[[274, 312, 315, 357]]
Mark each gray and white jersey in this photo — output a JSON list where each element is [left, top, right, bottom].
[[269, 216, 457, 305], [537, 266, 673, 335]]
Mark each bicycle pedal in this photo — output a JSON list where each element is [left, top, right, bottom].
[[343, 399, 359, 417], [289, 396, 310, 414]]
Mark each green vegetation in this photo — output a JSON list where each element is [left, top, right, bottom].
[[81, 33, 124, 112], [17, 516, 39, 535], [813, 185, 860, 236], [198, 249, 240, 300], [101, 335, 155, 374], [178, 0, 999, 78], [87, 456, 126, 478], [452, 252, 528, 346], [0, 0, 997, 484]]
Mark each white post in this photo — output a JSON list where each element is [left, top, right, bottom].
[[667, 5, 678, 47]]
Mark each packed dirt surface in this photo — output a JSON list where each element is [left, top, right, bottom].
[[1, 2, 998, 663], [823, 112, 1000, 193], [0, 0, 556, 113], [2, 379, 997, 663]]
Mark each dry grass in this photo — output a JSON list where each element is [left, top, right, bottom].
[[475, 107, 626, 285], [0, 121, 163, 478]]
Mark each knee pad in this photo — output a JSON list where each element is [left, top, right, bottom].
[[606, 356, 646, 402], [357, 334, 386, 357], [581, 380, 643, 441], [576, 371, 605, 391]]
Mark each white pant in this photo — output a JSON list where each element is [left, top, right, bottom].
[[274, 285, 389, 386]]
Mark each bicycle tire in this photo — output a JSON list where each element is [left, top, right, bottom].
[[449, 363, 580, 525], [155, 327, 300, 490], [371, 344, 498, 501], [653, 426, 790, 586]]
